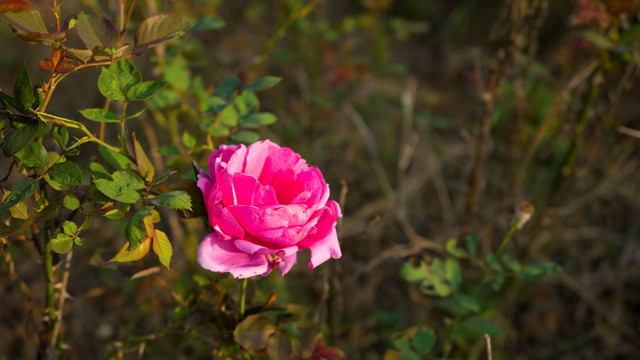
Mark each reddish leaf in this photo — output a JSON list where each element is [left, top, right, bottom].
[[0, 0, 35, 13], [75, 12, 119, 50]]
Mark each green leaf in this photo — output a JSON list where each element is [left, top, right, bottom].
[[461, 316, 504, 337], [4, 10, 49, 43], [399, 261, 429, 283], [126, 208, 152, 247], [79, 108, 119, 122], [162, 61, 190, 91], [583, 30, 615, 49], [98, 146, 131, 170], [49, 161, 83, 185], [16, 141, 48, 168], [412, 327, 436, 355], [218, 105, 238, 126], [231, 131, 260, 144], [445, 258, 462, 291], [133, 135, 155, 182], [146, 191, 191, 210], [445, 238, 467, 258], [215, 76, 239, 100], [158, 145, 179, 156], [233, 314, 277, 351], [61, 220, 78, 236], [192, 15, 225, 32], [240, 112, 276, 128], [104, 208, 125, 220], [453, 293, 480, 313], [133, 14, 191, 54], [210, 122, 229, 137], [0, 179, 37, 215], [51, 233, 73, 254], [518, 261, 561, 281], [266, 331, 292, 360], [2, 124, 37, 156], [109, 237, 151, 263], [501, 254, 522, 272], [93, 178, 141, 203], [242, 76, 282, 92], [62, 194, 80, 210], [98, 67, 126, 101], [182, 132, 195, 148], [152, 229, 172, 269], [233, 91, 259, 114], [14, 63, 34, 110], [127, 81, 166, 101], [393, 337, 420, 360], [75, 12, 119, 50], [465, 235, 478, 256], [108, 59, 142, 92], [112, 170, 145, 190], [53, 126, 69, 148]]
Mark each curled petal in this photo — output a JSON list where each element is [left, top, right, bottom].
[[197, 232, 269, 279]]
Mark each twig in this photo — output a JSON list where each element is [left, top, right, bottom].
[[485, 334, 493, 360], [50, 250, 72, 351]]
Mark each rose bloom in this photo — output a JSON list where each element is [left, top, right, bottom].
[[197, 140, 342, 279]]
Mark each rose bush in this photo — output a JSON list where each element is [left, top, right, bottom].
[[197, 140, 342, 278]]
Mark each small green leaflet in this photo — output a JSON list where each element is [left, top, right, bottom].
[[109, 237, 151, 263], [152, 229, 172, 269], [79, 108, 119, 122], [49, 162, 83, 185], [146, 191, 191, 210], [126, 81, 166, 101], [94, 178, 141, 203], [98, 68, 125, 101], [14, 62, 35, 110], [231, 131, 260, 144], [51, 233, 74, 254], [133, 135, 155, 182], [242, 76, 282, 92], [134, 14, 191, 54], [2, 124, 37, 156], [0, 179, 37, 215]]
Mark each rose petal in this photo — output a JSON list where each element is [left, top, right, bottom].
[[306, 227, 341, 269], [197, 232, 270, 279], [259, 147, 308, 185], [232, 173, 279, 207], [278, 253, 298, 275], [228, 204, 310, 237], [244, 140, 279, 177]]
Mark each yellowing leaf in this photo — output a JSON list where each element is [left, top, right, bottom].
[[109, 237, 151, 263], [152, 229, 172, 269]]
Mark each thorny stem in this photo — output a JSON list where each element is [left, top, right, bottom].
[[239, 278, 248, 319]]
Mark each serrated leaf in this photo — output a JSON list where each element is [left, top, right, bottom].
[[231, 131, 260, 144], [98, 67, 125, 101], [62, 194, 79, 210], [4, 10, 48, 43], [50, 233, 73, 253], [14, 62, 34, 109], [109, 237, 151, 263], [133, 14, 191, 54], [64, 47, 92, 62], [210, 122, 229, 137], [233, 91, 259, 114], [152, 229, 172, 269], [0, 179, 37, 215], [49, 161, 82, 185], [127, 81, 166, 101], [133, 135, 155, 182], [412, 327, 435, 355], [104, 208, 125, 220], [16, 141, 47, 168], [61, 220, 77, 236], [126, 208, 151, 247], [53, 126, 69, 148], [233, 314, 277, 351], [98, 146, 131, 170], [215, 76, 238, 100], [79, 108, 119, 122], [112, 170, 145, 190], [93, 178, 141, 203], [240, 112, 276, 128], [75, 12, 119, 50], [146, 191, 191, 210], [242, 76, 281, 92], [108, 59, 141, 92]]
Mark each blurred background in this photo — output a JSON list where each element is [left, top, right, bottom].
[[2, 0, 640, 359]]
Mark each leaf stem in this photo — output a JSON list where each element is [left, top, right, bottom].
[[239, 278, 248, 319], [495, 222, 518, 259]]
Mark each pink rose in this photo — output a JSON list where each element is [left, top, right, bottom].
[[197, 140, 342, 279]]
